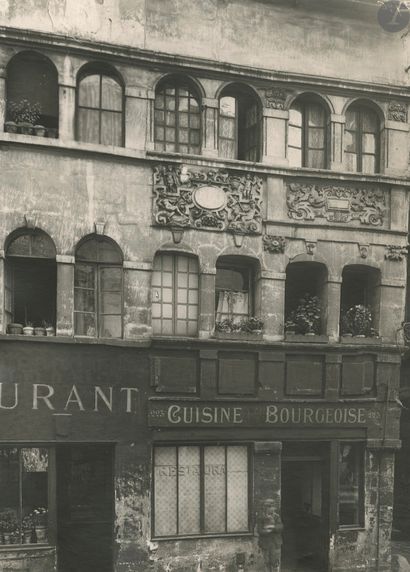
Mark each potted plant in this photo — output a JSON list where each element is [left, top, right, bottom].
[[7, 99, 41, 135], [34, 325, 46, 336], [285, 319, 297, 335], [215, 317, 264, 338], [4, 120, 18, 133], [23, 322, 34, 336], [1, 515, 18, 544], [33, 507, 47, 543], [7, 323, 23, 335], [342, 304, 377, 337], [43, 321, 55, 336], [22, 515, 34, 544], [291, 294, 322, 335], [33, 124, 47, 137]]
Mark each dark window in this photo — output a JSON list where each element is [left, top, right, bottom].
[[6, 51, 59, 132], [218, 87, 261, 161], [338, 442, 364, 527], [215, 257, 254, 324], [154, 79, 201, 154], [77, 71, 123, 146], [345, 105, 379, 173], [5, 230, 56, 330], [153, 444, 250, 537], [340, 265, 381, 335], [74, 237, 123, 338], [288, 98, 328, 169], [0, 447, 49, 545]]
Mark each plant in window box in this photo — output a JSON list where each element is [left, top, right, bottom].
[[0, 514, 18, 544], [342, 304, 378, 338], [239, 316, 264, 334], [34, 324, 46, 336], [291, 294, 321, 335], [7, 323, 23, 335], [33, 507, 48, 543], [22, 515, 34, 544], [43, 321, 55, 336], [23, 322, 34, 336], [7, 99, 41, 135], [285, 319, 297, 335], [215, 317, 263, 337]]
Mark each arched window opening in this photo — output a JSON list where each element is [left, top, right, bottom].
[[77, 68, 124, 146], [5, 230, 57, 332], [74, 236, 123, 338], [285, 262, 328, 335], [215, 256, 259, 330], [344, 104, 380, 174], [340, 265, 381, 337], [6, 51, 59, 136], [152, 252, 199, 336], [218, 85, 261, 161], [288, 97, 328, 169], [154, 78, 201, 154]]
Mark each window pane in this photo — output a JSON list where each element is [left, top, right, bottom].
[[220, 96, 236, 118], [154, 448, 177, 537], [78, 75, 100, 108], [101, 292, 121, 314], [100, 315, 121, 338], [75, 288, 95, 312], [288, 146, 302, 168], [100, 267, 122, 290], [345, 152, 357, 172], [307, 149, 325, 169], [288, 125, 302, 149], [362, 110, 378, 132], [75, 265, 95, 289], [362, 133, 376, 154], [77, 108, 100, 144], [101, 112, 122, 146], [289, 105, 302, 127], [75, 312, 96, 337], [204, 446, 226, 533], [344, 130, 356, 153], [338, 443, 362, 527], [308, 127, 325, 149], [0, 448, 19, 542], [345, 110, 357, 131], [227, 446, 248, 532], [219, 115, 236, 140], [22, 448, 48, 544], [101, 76, 122, 111], [362, 154, 376, 174], [308, 103, 325, 127], [219, 138, 236, 159], [178, 447, 200, 535]]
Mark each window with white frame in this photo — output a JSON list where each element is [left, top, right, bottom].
[[153, 444, 250, 537]]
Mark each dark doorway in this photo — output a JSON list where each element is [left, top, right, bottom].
[[281, 443, 330, 572], [56, 445, 114, 572]]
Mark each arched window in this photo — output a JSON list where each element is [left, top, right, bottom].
[[288, 96, 328, 169], [344, 104, 380, 174], [340, 265, 381, 336], [74, 236, 123, 338], [77, 67, 124, 146], [215, 256, 257, 325], [218, 85, 261, 161], [6, 51, 58, 135], [154, 77, 201, 154], [5, 229, 57, 330], [152, 252, 199, 336], [285, 261, 328, 335]]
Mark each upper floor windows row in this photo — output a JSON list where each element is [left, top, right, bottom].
[[3, 51, 390, 175]]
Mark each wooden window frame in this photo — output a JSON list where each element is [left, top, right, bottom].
[[74, 262, 123, 339], [335, 441, 365, 530], [152, 443, 252, 539], [345, 106, 379, 174], [215, 259, 254, 321], [218, 92, 261, 162], [154, 80, 202, 154], [76, 71, 125, 147], [288, 99, 328, 169]]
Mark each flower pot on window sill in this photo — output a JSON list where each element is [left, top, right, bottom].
[[18, 122, 33, 135], [34, 327, 46, 336], [22, 530, 33, 544], [7, 323, 23, 335], [33, 125, 46, 137], [340, 335, 382, 345], [285, 333, 329, 343], [213, 331, 263, 341], [46, 128, 58, 139], [45, 327, 55, 336], [4, 121, 18, 133], [2, 533, 11, 544], [34, 526, 47, 543], [23, 326, 34, 336]]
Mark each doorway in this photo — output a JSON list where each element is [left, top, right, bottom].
[[281, 442, 330, 572], [56, 445, 114, 572]]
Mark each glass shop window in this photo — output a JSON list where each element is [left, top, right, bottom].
[[74, 236, 123, 338], [5, 230, 57, 332], [77, 68, 124, 146], [0, 447, 49, 545], [215, 257, 254, 326], [338, 442, 364, 528], [152, 253, 199, 337], [153, 445, 249, 537]]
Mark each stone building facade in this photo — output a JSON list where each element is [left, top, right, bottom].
[[0, 1, 408, 571]]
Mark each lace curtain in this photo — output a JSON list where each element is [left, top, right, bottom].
[[216, 290, 249, 323]]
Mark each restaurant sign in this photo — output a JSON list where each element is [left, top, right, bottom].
[[148, 401, 381, 428]]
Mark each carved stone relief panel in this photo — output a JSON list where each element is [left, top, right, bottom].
[[385, 245, 408, 261], [286, 181, 387, 227], [153, 165, 263, 234], [388, 101, 407, 123], [263, 235, 286, 253], [264, 88, 287, 110]]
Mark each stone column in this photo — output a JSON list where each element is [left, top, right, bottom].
[[199, 269, 216, 339], [125, 87, 149, 151], [326, 276, 342, 342], [146, 90, 155, 151], [329, 114, 345, 171], [254, 441, 283, 572], [262, 109, 289, 167], [123, 261, 152, 339], [0, 66, 6, 132], [260, 270, 286, 341], [59, 83, 76, 141], [56, 255, 74, 336], [202, 97, 219, 158], [0, 251, 5, 333]]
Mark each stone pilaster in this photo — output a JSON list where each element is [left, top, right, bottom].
[[56, 255, 74, 336]]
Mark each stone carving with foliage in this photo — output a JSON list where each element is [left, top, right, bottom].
[[263, 234, 286, 253], [385, 245, 408, 261], [264, 88, 287, 110], [153, 165, 263, 234], [388, 101, 407, 123], [286, 182, 386, 226]]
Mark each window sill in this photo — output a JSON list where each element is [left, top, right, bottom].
[[340, 336, 383, 345], [0, 543, 55, 551], [152, 532, 254, 542], [212, 331, 263, 341], [285, 333, 329, 343]]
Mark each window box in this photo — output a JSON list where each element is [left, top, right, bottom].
[[340, 335, 382, 345], [213, 330, 263, 341], [285, 333, 329, 343]]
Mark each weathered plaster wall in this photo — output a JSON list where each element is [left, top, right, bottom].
[[0, 0, 407, 86]]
